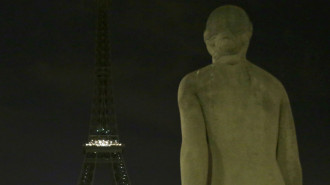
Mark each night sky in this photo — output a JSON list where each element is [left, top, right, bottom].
[[1, 0, 329, 185]]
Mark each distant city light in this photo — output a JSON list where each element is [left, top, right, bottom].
[[85, 139, 122, 147]]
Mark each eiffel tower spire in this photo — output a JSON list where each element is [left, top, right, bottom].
[[77, 1, 131, 184], [89, 0, 117, 137]]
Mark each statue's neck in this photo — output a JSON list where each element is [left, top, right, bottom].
[[212, 54, 247, 65], [211, 41, 249, 65]]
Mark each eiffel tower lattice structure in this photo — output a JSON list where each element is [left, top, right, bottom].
[[77, 0, 131, 185]]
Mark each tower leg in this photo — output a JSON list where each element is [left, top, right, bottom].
[[111, 152, 130, 185], [77, 155, 97, 185]]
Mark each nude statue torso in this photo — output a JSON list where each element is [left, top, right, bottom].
[[190, 61, 286, 184]]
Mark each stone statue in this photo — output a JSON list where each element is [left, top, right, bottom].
[[178, 5, 302, 185]]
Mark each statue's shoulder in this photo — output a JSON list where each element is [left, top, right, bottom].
[[247, 61, 286, 92], [178, 71, 196, 100], [179, 64, 213, 85], [178, 64, 213, 93]]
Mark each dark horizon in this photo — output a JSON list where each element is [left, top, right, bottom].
[[1, 1, 329, 185]]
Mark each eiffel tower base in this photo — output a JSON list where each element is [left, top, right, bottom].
[[77, 147, 130, 185]]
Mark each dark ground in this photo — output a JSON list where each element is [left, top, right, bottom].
[[0, 0, 329, 185]]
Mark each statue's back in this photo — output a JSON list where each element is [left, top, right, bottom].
[[190, 61, 287, 185]]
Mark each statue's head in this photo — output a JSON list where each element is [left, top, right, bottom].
[[204, 5, 253, 60]]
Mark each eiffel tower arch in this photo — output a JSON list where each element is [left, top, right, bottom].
[[77, 1, 131, 185]]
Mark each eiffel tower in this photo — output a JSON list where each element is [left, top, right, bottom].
[[77, 0, 130, 185]]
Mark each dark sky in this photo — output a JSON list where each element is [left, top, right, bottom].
[[1, 0, 329, 185]]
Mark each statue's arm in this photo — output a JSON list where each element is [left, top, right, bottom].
[[277, 90, 303, 185], [178, 75, 209, 185]]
